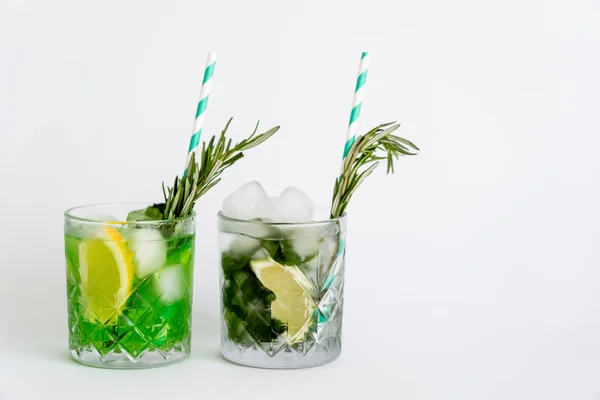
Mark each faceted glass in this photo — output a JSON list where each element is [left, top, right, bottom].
[[64, 204, 195, 368], [218, 210, 347, 368]]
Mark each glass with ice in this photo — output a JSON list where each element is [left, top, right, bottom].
[[62, 116, 280, 369], [64, 204, 195, 368], [219, 182, 347, 368]]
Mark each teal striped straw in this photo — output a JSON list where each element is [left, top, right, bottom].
[[186, 52, 217, 170], [340, 52, 369, 175]]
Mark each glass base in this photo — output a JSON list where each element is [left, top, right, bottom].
[[220, 338, 341, 369], [70, 342, 190, 369]]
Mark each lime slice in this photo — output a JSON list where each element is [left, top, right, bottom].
[[250, 258, 316, 343], [79, 227, 134, 324]]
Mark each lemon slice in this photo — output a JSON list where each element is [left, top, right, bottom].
[[79, 226, 134, 324], [250, 258, 317, 343]]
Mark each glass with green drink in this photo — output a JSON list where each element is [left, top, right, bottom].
[[62, 51, 283, 368], [63, 121, 281, 368], [64, 204, 195, 368]]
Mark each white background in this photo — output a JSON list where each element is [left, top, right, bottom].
[[1, 0, 599, 399]]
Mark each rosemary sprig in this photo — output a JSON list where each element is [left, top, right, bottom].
[[160, 117, 280, 220], [330, 122, 419, 218]]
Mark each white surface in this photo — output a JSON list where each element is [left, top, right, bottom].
[[1, 0, 599, 399]]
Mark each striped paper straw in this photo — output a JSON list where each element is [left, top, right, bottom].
[[340, 52, 369, 174], [186, 52, 217, 169]]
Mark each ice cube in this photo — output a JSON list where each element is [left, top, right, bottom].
[[222, 181, 273, 220], [283, 226, 339, 265], [219, 232, 237, 252], [128, 229, 167, 278], [266, 196, 278, 220], [276, 225, 322, 263], [227, 234, 261, 255], [272, 187, 315, 223], [154, 264, 186, 304], [290, 237, 322, 261], [251, 247, 272, 261]]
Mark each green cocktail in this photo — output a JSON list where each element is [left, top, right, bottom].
[[64, 204, 195, 368], [62, 112, 280, 368]]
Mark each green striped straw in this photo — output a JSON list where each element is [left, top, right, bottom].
[[340, 52, 369, 175], [186, 52, 217, 169]]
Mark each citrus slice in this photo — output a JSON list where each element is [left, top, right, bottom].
[[79, 226, 134, 324], [250, 258, 317, 343]]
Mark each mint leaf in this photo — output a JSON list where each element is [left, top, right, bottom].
[[221, 253, 286, 343], [126, 203, 166, 222], [274, 240, 304, 266], [260, 239, 280, 258], [221, 252, 251, 275]]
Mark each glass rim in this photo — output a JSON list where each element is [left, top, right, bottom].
[[217, 210, 347, 227], [64, 202, 196, 226]]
